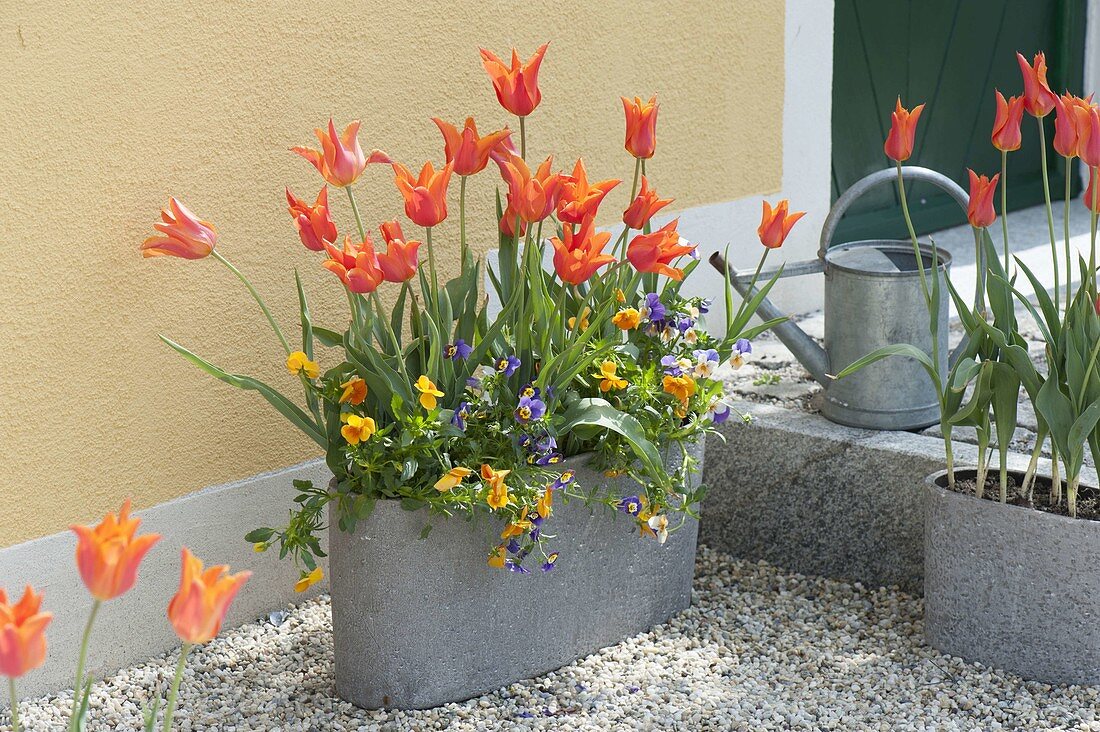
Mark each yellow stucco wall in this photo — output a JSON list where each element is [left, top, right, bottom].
[[0, 2, 784, 546]]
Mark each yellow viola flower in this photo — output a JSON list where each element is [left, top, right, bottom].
[[536, 488, 553, 519], [612, 308, 641, 330], [592, 361, 628, 392], [341, 414, 376, 445], [501, 515, 533, 540], [568, 306, 591, 330], [294, 566, 323, 593], [339, 376, 367, 405], [434, 466, 473, 493], [286, 350, 320, 379], [488, 545, 507, 568], [481, 464, 512, 509], [252, 542, 268, 553], [662, 374, 697, 408], [414, 375, 444, 410], [615, 288, 627, 304]]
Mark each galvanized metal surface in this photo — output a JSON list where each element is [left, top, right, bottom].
[[328, 441, 704, 710], [713, 165, 972, 431]]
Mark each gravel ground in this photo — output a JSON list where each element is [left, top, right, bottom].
[[11, 545, 1100, 731]]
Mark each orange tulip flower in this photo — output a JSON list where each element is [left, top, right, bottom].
[[376, 220, 421, 283], [623, 175, 673, 230], [479, 43, 549, 118], [626, 219, 695, 281], [0, 586, 51, 679], [991, 90, 1025, 152], [292, 119, 391, 188], [1016, 51, 1057, 118], [285, 186, 338, 252], [392, 161, 453, 228], [622, 95, 659, 159], [883, 97, 924, 162], [141, 197, 218, 260], [70, 499, 162, 602], [1081, 106, 1100, 168], [433, 117, 512, 177], [1085, 167, 1100, 214], [757, 199, 806, 249], [167, 548, 251, 645], [323, 234, 384, 294], [494, 151, 563, 224], [499, 202, 527, 238], [966, 170, 1000, 228], [556, 159, 620, 225], [550, 216, 615, 285], [1053, 94, 1094, 158]]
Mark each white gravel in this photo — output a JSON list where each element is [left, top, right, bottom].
[[11, 545, 1100, 731]]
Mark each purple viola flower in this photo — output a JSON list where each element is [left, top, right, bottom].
[[642, 293, 666, 322], [551, 470, 576, 490], [618, 495, 642, 516], [712, 403, 732, 424], [451, 401, 470, 431], [445, 339, 473, 361], [496, 354, 521, 376], [529, 525, 541, 541], [505, 560, 530, 574], [535, 434, 557, 454], [661, 355, 684, 376], [506, 538, 522, 554], [734, 338, 752, 355], [535, 452, 563, 466], [699, 299, 712, 314], [515, 395, 546, 424], [541, 552, 560, 572], [677, 317, 695, 333], [519, 383, 541, 400]]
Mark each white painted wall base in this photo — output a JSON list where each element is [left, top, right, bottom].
[[3, 458, 330, 700]]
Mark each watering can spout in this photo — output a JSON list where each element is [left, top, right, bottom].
[[710, 252, 832, 386]]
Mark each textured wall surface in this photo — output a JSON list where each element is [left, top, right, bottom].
[[0, 2, 784, 546]]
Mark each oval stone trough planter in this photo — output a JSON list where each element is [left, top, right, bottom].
[[329, 440, 704, 710], [924, 468, 1100, 684]]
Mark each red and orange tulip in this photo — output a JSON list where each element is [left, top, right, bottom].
[[433, 117, 512, 177], [167, 548, 250, 645], [392, 161, 453, 228], [1053, 94, 1093, 158], [991, 91, 1025, 152], [292, 119, 391, 188], [883, 98, 924, 162], [494, 151, 563, 224], [623, 175, 673, 230], [1081, 106, 1100, 168], [626, 219, 695, 281], [757, 199, 806, 249], [966, 170, 1000, 228], [1016, 51, 1057, 118], [1085, 168, 1100, 214], [556, 159, 620, 225], [479, 43, 549, 118], [70, 499, 162, 602], [285, 186, 338, 252], [323, 234, 385, 294], [141, 197, 218, 260], [550, 216, 615, 285], [376, 220, 421, 283], [622, 95, 659, 159], [499, 202, 527, 238], [0, 586, 51, 679]]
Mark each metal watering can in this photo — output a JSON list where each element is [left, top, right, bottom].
[[711, 166, 972, 431]]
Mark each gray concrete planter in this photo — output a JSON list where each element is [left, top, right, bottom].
[[329, 441, 703, 710], [924, 469, 1100, 684]]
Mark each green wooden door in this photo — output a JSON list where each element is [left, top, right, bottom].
[[831, 0, 1087, 242]]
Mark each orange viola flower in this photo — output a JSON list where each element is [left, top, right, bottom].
[[141, 197, 218, 260], [757, 199, 806, 249], [550, 216, 615, 285], [991, 90, 1025, 152], [392, 161, 453, 228], [556, 159, 620, 225], [479, 43, 549, 118], [0, 586, 51, 679], [883, 97, 924, 162], [375, 220, 421, 283], [622, 95, 659, 159], [322, 234, 384, 294], [433, 117, 512, 177], [966, 169, 1000, 228], [70, 499, 162, 602], [1016, 51, 1057, 118], [623, 175, 673, 230], [291, 119, 391, 188], [626, 219, 695, 281], [494, 150, 563, 224], [167, 548, 251, 645], [285, 186, 338, 252], [339, 376, 367, 405]]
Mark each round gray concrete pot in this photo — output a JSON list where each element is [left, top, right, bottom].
[[328, 440, 704, 710], [924, 468, 1100, 684]]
